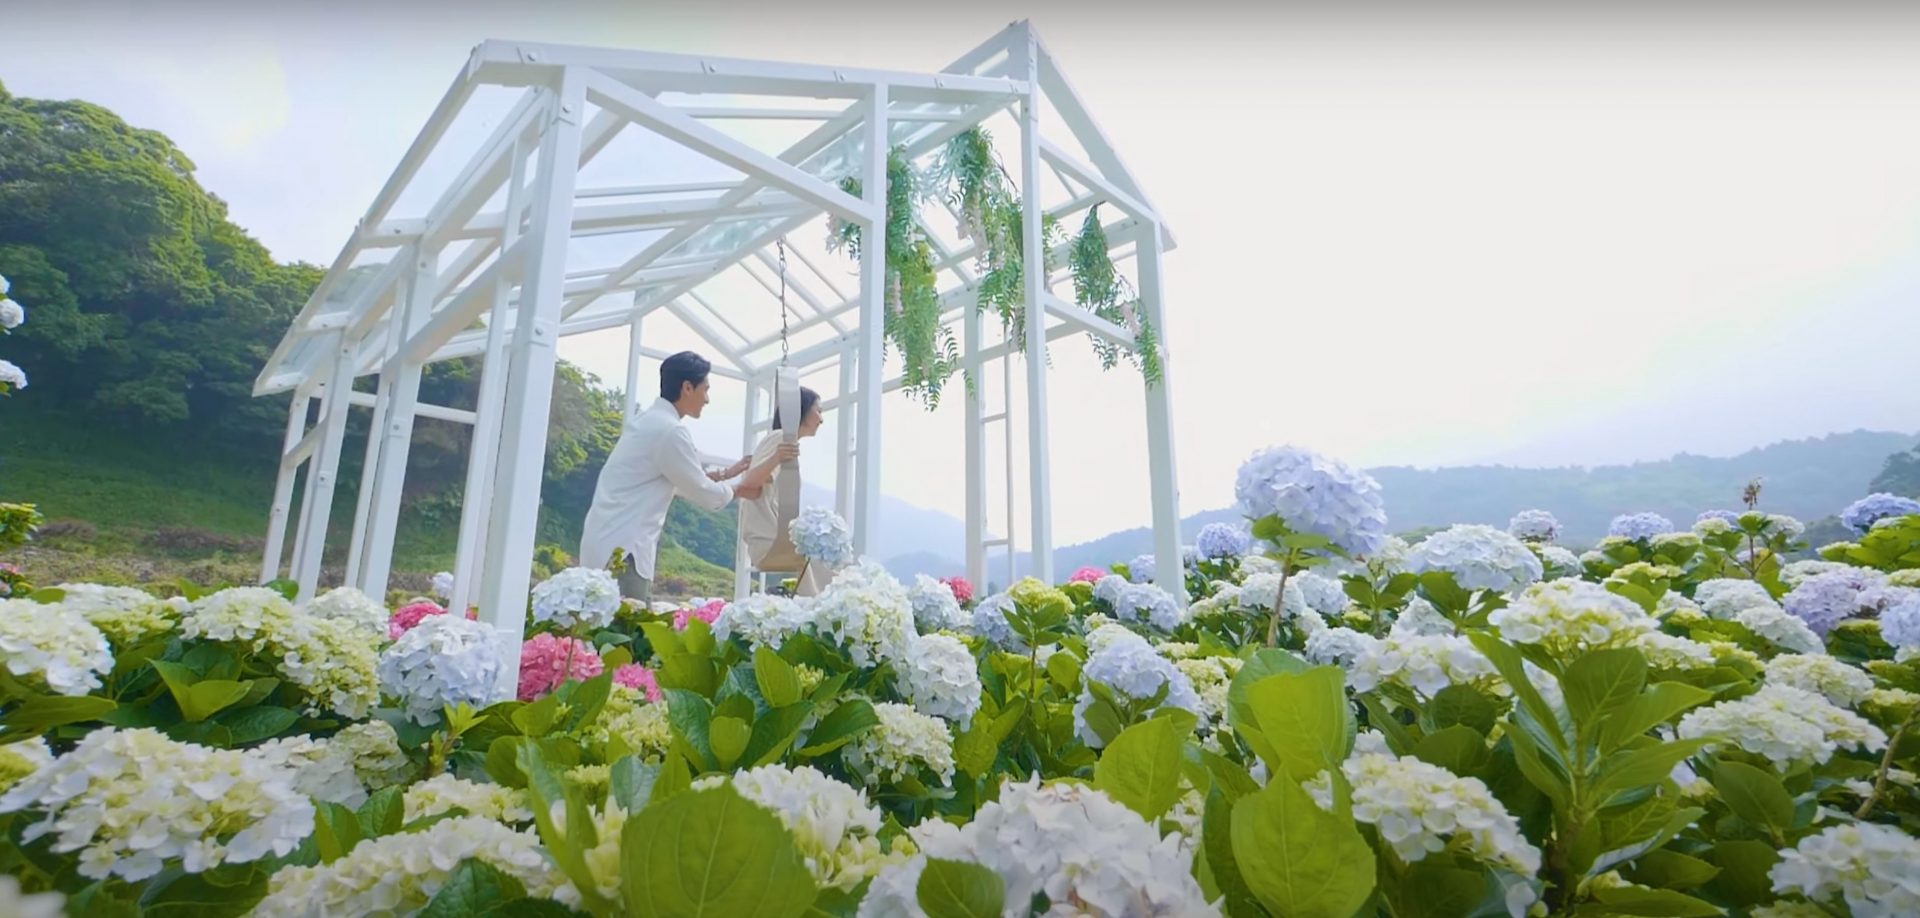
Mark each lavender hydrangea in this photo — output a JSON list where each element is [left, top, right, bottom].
[[1882, 589, 1920, 650], [790, 507, 854, 567], [1107, 582, 1183, 632], [1608, 512, 1675, 542], [1234, 446, 1389, 557], [1126, 554, 1156, 584], [529, 567, 621, 630], [1507, 510, 1561, 543], [1696, 509, 1742, 527], [1782, 568, 1887, 636], [969, 592, 1021, 651], [1840, 493, 1920, 535], [1072, 630, 1202, 748], [1406, 524, 1543, 594], [1292, 570, 1350, 618], [1196, 523, 1251, 560], [376, 615, 506, 724]]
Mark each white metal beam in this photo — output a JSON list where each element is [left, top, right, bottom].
[[346, 390, 475, 425], [1040, 292, 1132, 345], [1135, 221, 1185, 605], [1030, 28, 1174, 249], [1018, 34, 1055, 584], [852, 85, 889, 557]]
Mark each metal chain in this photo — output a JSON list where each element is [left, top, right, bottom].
[[777, 238, 790, 365]]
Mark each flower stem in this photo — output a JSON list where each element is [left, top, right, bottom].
[[1265, 554, 1296, 648], [1856, 709, 1916, 819]]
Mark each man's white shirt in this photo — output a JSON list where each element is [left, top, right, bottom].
[[579, 397, 734, 579]]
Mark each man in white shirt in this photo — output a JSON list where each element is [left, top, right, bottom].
[[580, 351, 797, 604]]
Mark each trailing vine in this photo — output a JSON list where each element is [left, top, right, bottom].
[[826, 127, 1160, 409]]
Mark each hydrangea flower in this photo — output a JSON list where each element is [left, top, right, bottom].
[[304, 586, 389, 636], [843, 701, 955, 787], [1105, 580, 1183, 632], [0, 875, 60, 918], [898, 633, 982, 729], [54, 583, 178, 646], [401, 773, 532, 823], [183, 587, 384, 717], [1677, 684, 1886, 770], [0, 359, 26, 393], [611, 664, 663, 702], [857, 778, 1216, 918], [1735, 605, 1827, 655], [0, 598, 114, 695], [1695, 579, 1779, 620], [588, 687, 673, 763], [1840, 492, 1920, 535], [430, 571, 455, 601], [908, 574, 968, 632], [1173, 656, 1240, 725], [672, 599, 724, 631], [1305, 748, 1541, 876], [1305, 626, 1380, 667], [248, 721, 409, 808], [811, 561, 915, 667], [1782, 560, 1854, 588], [1197, 521, 1252, 559], [1072, 629, 1203, 748], [1126, 553, 1156, 583], [696, 765, 903, 892], [1488, 580, 1655, 655], [1764, 653, 1874, 707], [1783, 568, 1887, 635], [1632, 631, 1717, 671], [791, 507, 855, 567], [1067, 566, 1108, 584], [713, 594, 812, 650], [1389, 597, 1454, 637], [1406, 524, 1543, 594], [1769, 821, 1920, 918], [1234, 445, 1390, 557], [1696, 509, 1742, 528], [0, 728, 314, 881], [938, 575, 974, 605], [252, 817, 561, 917], [1882, 589, 1920, 650], [0, 296, 23, 331], [377, 614, 506, 724], [1609, 512, 1676, 541], [1348, 632, 1500, 699], [387, 600, 472, 640], [1537, 545, 1584, 580], [0, 738, 53, 796], [967, 591, 1022, 650], [530, 567, 622, 630], [1292, 570, 1349, 618], [517, 633, 605, 701], [1507, 509, 1561, 543]]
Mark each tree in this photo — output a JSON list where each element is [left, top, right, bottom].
[[1870, 444, 1920, 498]]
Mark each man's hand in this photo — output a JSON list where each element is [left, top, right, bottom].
[[774, 441, 800, 463], [707, 455, 752, 481]]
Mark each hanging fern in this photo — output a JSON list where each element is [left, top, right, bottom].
[[1069, 205, 1162, 385], [828, 148, 958, 408]]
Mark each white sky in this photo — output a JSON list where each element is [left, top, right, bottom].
[[6, 0, 1920, 545]]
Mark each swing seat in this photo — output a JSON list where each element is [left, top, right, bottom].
[[746, 364, 807, 576]]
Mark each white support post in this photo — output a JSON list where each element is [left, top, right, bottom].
[[835, 350, 856, 521], [450, 132, 532, 620], [292, 337, 359, 602], [623, 309, 647, 421], [1018, 39, 1056, 584], [733, 380, 762, 599], [261, 388, 312, 583], [852, 85, 888, 555], [356, 252, 439, 599], [964, 273, 987, 589], [345, 251, 418, 589], [476, 69, 586, 698], [1136, 221, 1185, 604]]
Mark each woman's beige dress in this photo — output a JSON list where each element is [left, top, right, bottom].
[[739, 430, 833, 597]]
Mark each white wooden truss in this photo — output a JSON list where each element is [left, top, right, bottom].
[[253, 21, 1183, 689]]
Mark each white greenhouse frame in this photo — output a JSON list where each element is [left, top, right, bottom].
[[253, 21, 1183, 685]]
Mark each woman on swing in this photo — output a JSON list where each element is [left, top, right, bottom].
[[739, 385, 833, 595]]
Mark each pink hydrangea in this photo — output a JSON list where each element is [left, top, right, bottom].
[[612, 663, 664, 703], [387, 601, 475, 640], [673, 600, 724, 631], [517, 633, 606, 701], [939, 576, 975, 605], [1068, 566, 1108, 584]]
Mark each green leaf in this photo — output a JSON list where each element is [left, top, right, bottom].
[[1425, 684, 1498, 735], [312, 802, 364, 863], [0, 694, 117, 732], [1386, 859, 1498, 918], [1411, 725, 1491, 778], [1625, 849, 1720, 891], [139, 865, 270, 918], [1231, 778, 1376, 918], [420, 859, 530, 918], [915, 858, 1004, 918], [1705, 840, 1778, 907], [743, 703, 814, 768], [621, 782, 817, 918], [512, 690, 565, 736], [1203, 787, 1263, 917], [798, 699, 878, 757], [754, 647, 802, 708], [151, 659, 252, 722], [1596, 683, 1713, 752], [1467, 633, 1563, 751], [1588, 885, 1725, 917], [664, 690, 717, 769], [1226, 648, 1309, 735], [1563, 648, 1648, 727], [1709, 760, 1794, 833], [356, 786, 406, 839], [1502, 714, 1573, 811], [1244, 666, 1352, 782], [217, 705, 298, 745], [710, 716, 750, 770], [1594, 739, 1712, 802], [611, 756, 660, 812], [487, 736, 532, 788], [1093, 711, 1194, 821]]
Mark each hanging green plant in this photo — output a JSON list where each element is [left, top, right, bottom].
[[936, 128, 1059, 349], [1068, 205, 1162, 384]]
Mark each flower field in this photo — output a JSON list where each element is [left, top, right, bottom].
[[4, 447, 1920, 917]]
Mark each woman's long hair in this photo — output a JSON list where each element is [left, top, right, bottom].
[[771, 386, 821, 431]]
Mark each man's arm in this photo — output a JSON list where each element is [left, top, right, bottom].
[[740, 441, 799, 489], [658, 428, 752, 510]]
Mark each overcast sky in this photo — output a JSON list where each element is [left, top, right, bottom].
[[6, 0, 1920, 545]]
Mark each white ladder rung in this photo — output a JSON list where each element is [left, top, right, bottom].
[[981, 412, 1007, 424]]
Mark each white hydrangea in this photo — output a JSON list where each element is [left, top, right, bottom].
[[530, 567, 622, 630], [182, 586, 298, 647], [858, 777, 1218, 918], [1632, 631, 1717, 671], [1073, 629, 1205, 748], [1677, 684, 1886, 770], [1538, 545, 1584, 580], [251, 817, 563, 917], [1508, 509, 1561, 543], [1406, 524, 1543, 594], [1348, 632, 1500, 699], [588, 687, 673, 762], [248, 722, 407, 808], [812, 561, 916, 667], [0, 358, 25, 391], [0, 875, 61, 918], [908, 574, 968, 632], [1764, 654, 1874, 707], [1488, 580, 1655, 654], [0, 738, 53, 795], [968, 591, 1022, 650], [1307, 748, 1541, 876], [1769, 822, 1920, 918], [792, 506, 855, 567], [303, 586, 389, 636], [713, 593, 813, 650], [1880, 588, 1920, 650], [0, 728, 314, 881], [377, 614, 506, 724], [1735, 605, 1827, 655], [430, 571, 455, 601], [1390, 597, 1455, 637], [0, 598, 113, 695], [1292, 570, 1349, 617], [54, 583, 178, 646], [402, 773, 532, 823], [1174, 656, 1239, 725], [272, 616, 382, 719], [0, 298, 20, 331], [1782, 560, 1853, 588], [843, 701, 955, 787], [1107, 580, 1184, 632], [696, 765, 903, 892], [1306, 626, 1381, 667], [898, 633, 982, 729]]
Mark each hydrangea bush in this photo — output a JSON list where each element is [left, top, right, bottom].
[[4, 452, 1920, 918]]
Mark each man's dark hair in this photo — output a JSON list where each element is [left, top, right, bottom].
[[771, 386, 821, 431], [659, 351, 711, 402]]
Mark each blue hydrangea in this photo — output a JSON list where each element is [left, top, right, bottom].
[[790, 507, 854, 567], [1507, 509, 1561, 543], [1406, 524, 1543, 594], [1608, 512, 1676, 542], [1196, 523, 1251, 560], [1071, 630, 1203, 748], [1882, 588, 1920, 649], [1840, 493, 1920, 535], [969, 592, 1022, 651], [1126, 553, 1156, 584], [1696, 509, 1741, 526], [1108, 582, 1183, 632], [1234, 446, 1389, 557], [1292, 570, 1349, 618], [1092, 574, 1131, 609], [1781, 568, 1884, 636]]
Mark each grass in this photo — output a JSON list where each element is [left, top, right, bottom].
[[1, 407, 734, 600]]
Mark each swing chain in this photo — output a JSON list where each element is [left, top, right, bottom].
[[777, 238, 790, 365]]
